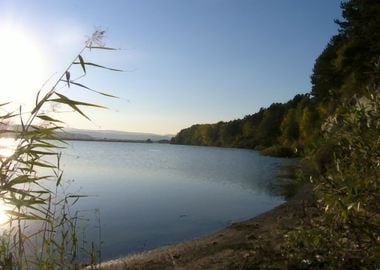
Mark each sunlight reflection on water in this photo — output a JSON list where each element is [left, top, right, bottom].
[[0, 139, 296, 260], [0, 138, 17, 227], [0, 137, 17, 158], [0, 200, 12, 230]]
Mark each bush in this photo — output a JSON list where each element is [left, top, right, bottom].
[[286, 91, 380, 268], [260, 145, 297, 157]]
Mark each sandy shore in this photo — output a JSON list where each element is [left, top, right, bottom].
[[92, 183, 314, 270]]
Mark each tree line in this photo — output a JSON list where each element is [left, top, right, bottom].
[[171, 93, 319, 157]]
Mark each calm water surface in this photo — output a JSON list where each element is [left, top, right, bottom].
[[60, 141, 292, 260]]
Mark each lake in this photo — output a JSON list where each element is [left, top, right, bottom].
[[58, 141, 292, 260]]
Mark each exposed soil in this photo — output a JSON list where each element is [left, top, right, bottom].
[[92, 183, 316, 270]]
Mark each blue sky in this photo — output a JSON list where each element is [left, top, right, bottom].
[[0, 0, 342, 135]]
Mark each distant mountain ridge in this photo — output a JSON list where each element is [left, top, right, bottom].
[[61, 128, 174, 142]]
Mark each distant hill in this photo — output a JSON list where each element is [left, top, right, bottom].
[[61, 128, 174, 142], [3, 126, 174, 143]]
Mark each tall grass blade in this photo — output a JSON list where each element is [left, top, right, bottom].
[[37, 115, 64, 123], [49, 92, 106, 120], [78, 55, 86, 74], [73, 61, 123, 72], [65, 81, 118, 98], [85, 46, 118, 50]]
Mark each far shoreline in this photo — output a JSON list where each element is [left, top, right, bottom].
[[58, 137, 171, 144]]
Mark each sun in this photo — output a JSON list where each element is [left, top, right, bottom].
[[0, 25, 47, 108]]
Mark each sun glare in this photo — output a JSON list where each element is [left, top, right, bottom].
[[0, 137, 17, 159], [0, 25, 47, 108]]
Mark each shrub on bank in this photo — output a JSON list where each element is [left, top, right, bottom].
[[260, 145, 297, 158]]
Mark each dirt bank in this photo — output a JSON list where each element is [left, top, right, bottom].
[[93, 184, 315, 270]]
